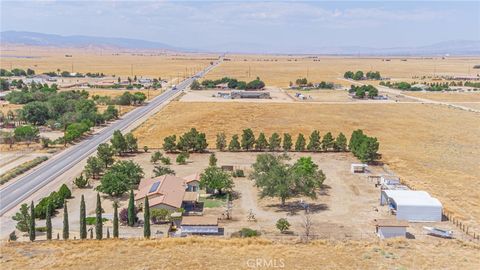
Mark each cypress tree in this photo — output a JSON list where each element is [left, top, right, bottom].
[[127, 190, 135, 227], [96, 193, 103, 240], [90, 228, 93, 239], [46, 203, 52, 240], [113, 201, 119, 238], [106, 228, 110, 239], [63, 201, 69, 240], [80, 195, 87, 239], [29, 201, 35, 242], [144, 197, 151, 239]]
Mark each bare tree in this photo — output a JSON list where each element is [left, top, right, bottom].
[[301, 213, 314, 243]]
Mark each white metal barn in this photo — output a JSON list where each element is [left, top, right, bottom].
[[375, 219, 409, 239], [181, 216, 219, 234], [380, 190, 442, 222]]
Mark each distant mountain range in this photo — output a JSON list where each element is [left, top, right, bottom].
[[1, 31, 479, 56]]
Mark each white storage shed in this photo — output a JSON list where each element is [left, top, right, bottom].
[[181, 216, 219, 234], [351, 163, 368, 173], [380, 190, 442, 222], [375, 219, 409, 239]]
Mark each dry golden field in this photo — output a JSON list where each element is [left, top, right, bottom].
[[1, 238, 479, 269], [205, 55, 480, 87], [133, 101, 480, 233], [404, 91, 480, 102], [1, 45, 216, 79]]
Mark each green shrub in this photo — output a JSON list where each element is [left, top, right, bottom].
[[239, 228, 260, 238], [58, 184, 72, 199], [232, 169, 244, 178], [36, 226, 47, 232], [85, 216, 108, 225]]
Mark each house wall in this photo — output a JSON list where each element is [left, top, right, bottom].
[[377, 227, 406, 239], [151, 204, 178, 212], [187, 181, 200, 192], [396, 204, 442, 222], [181, 225, 219, 234]]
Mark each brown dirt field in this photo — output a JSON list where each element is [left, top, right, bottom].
[[405, 92, 480, 102], [1, 238, 479, 269], [205, 56, 480, 87], [133, 101, 480, 233], [1, 45, 216, 79]]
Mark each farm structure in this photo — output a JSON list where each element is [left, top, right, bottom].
[[180, 216, 220, 235], [375, 219, 409, 239], [217, 90, 271, 99], [351, 163, 368, 173], [380, 190, 442, 222]]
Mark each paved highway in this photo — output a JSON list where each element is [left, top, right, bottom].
[[0, 62, 218, 216]]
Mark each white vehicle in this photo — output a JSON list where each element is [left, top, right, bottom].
[[423, 226, 453, 238], [172, 84, 177, 90]]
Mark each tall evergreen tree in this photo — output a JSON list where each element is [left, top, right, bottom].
[[255, 133, 269, 151], [96, 193, 103, 240], [241, 128, 256, 151], [282, 133, 292, 151], [144, 197, 151, 239], [63, 201, 69, 240], [29, 201, 35, 242], [268, 133, 281, 151], [333, 132, 348, 152], [46, 203, 52, 240], [228, 134, 241, 152], [307, 130, 321, 152], [80, 195, 87, 239], [321, 132, 335, 151], [127, 190, 135, 227], [216, 133, 227, 151], [113, 201, 119, 238], [295, 133, 306, 151]]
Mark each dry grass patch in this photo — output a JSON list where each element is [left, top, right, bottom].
[[1, 238, 479, 269], [205, 56, 480, 87], [1, 45, 215, 78], [133, 102, 480, 233], [404, 92, 480, 102]]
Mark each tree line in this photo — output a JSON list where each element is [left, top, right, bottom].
[[344, 70, 381, 80], [11, 190, 157, 242], [379, 81, 455, 91], [290, 78, 334, 89], [162, 128, 380, 163], [215, 129, 349, 153], [197, 76, 266, 90]]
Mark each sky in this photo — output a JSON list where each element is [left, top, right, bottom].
[[1, 1, 479, 53]]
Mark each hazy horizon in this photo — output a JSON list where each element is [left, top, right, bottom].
[[1, 1, 479, 54]]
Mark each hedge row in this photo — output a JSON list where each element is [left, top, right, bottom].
[[0, 156, 48, 185]]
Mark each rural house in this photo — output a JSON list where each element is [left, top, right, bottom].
[[135, 175, 198, 211]]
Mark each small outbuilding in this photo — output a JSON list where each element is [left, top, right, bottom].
[[180, 216, 219, 234], [375, 219, 409, 239], [351, 163, 368, 173], [380, 175, 400, 185], [380, 190, 442, 222]]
